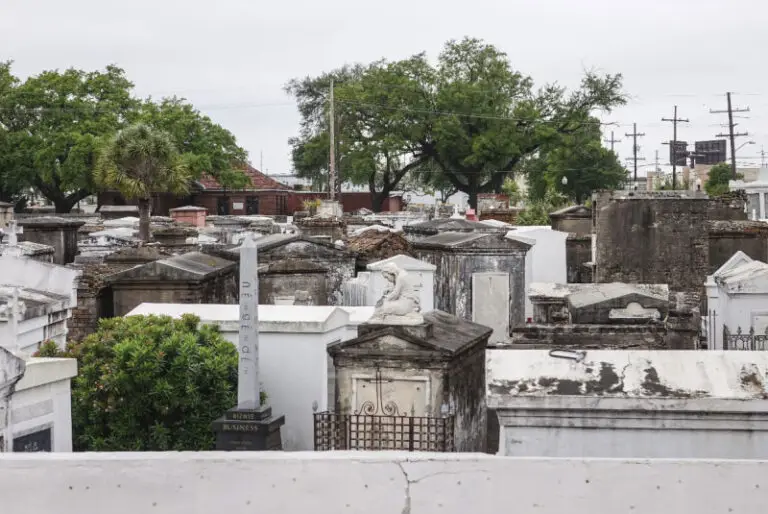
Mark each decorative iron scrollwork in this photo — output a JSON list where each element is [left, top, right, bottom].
[[356, 366, 401, 416], [723, 325, 768, 351]]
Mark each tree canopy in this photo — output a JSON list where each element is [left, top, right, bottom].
[[286, 37, 627, 208], [0, 62, 249, 212], [537, 120, 626, 204]]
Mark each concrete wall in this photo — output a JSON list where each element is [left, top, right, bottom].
[[708, 222, 768, 274], [1, 452, 768, 513], [594, 194, 709, 291], [415, 249, 526, 330], [565, 235, 592, 283]]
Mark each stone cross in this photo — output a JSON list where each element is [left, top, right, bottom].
[[237, 233, 260, 407]]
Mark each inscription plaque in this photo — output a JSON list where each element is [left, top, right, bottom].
[[13, 428, 52, 452]]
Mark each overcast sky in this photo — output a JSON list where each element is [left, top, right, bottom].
[[2, 0, 767, 178]]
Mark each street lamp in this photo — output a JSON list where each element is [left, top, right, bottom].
[[737, 141, 756, 152]]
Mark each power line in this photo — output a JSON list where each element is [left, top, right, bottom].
[[661, 105, 689, 190], [624, 123, 646, 182], [711, 92, 750, 179]]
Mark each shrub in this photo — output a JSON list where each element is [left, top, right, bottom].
[[63, 314, 239, 451]]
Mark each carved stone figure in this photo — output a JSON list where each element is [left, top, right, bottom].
[[369, 263, 424, 325]]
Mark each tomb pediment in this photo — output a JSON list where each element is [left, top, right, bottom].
[[329, 310, 492, 359], [548, 283, 670, 324], [715, 260, 768, 295]]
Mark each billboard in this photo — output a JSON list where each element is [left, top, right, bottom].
[[668, 141, 688, 166], [694, 140, 727, 165]]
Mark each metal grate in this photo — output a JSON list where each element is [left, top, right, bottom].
[[723, 326, 768, 351], [314, 412, 454, 452]]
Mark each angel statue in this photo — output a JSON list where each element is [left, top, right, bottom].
[[369, 263, 424, 325]]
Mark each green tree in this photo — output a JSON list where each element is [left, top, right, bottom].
[[287, 38, 626, 210], [705, 162, 741, 196], [96, 124, 190, 241], [287, 57, 433, 211], [0, 63, 250, 212], [0, 63, 139, 212], [543, 121, 626, 204], [0, 62, 29, 207], [37, 315, 238, 451], [138, 97, 250, 189], [425, 38, 626, 208]]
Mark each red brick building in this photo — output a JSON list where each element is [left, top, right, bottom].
[[97, 166, 404, 216]]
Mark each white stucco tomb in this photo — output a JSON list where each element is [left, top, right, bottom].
[[0, 253, 80, 353], [488, 348, 768, 459], [705, 251, 768, 350], [506, 226, 568, 320], [127, 303, 374, 451]]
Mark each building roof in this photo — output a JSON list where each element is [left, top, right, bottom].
[[413, 232, 532, 252], [169, 205, 207, 212], [566, 283, 669, 310], [196, 165, 291, 191], [487, 349, 768, 406], [348, 232, 413, 264], [0, 285, 71, 321], [17, 216, 86, 228], [113, 252, 236, 283], [549, 205, 591, 218], [528, 282, 669, 303], [328, 310, 492, 356], [714, 259, 768, 293], [223, 233, 355, 258], [404, 218, 503, 236]]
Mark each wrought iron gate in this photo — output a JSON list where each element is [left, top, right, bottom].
[[314, 367, 454, 452], [314, 411, 454, 451]]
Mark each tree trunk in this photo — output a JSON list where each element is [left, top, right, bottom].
[[53, 199, 76, 213], [138, 197, 151, 242], [371, 191, 387, 212]]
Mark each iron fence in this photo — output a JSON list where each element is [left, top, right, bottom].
[[723, 326, 768, 351], [313, 412, 454, 452]]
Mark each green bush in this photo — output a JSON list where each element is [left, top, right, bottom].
[[705, 163, 742, 197], [58, 314, 239, 451]]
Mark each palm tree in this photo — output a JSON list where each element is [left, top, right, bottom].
[[96, 124, 190, 242]]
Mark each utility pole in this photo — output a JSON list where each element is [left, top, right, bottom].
[[624, 123, 646, 182], [604, 131, 622, 152], [328, 79, 336, 200], [762, 146, 766, 168], [711, 92, 750, 179], [661, 105, 689, 190]]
